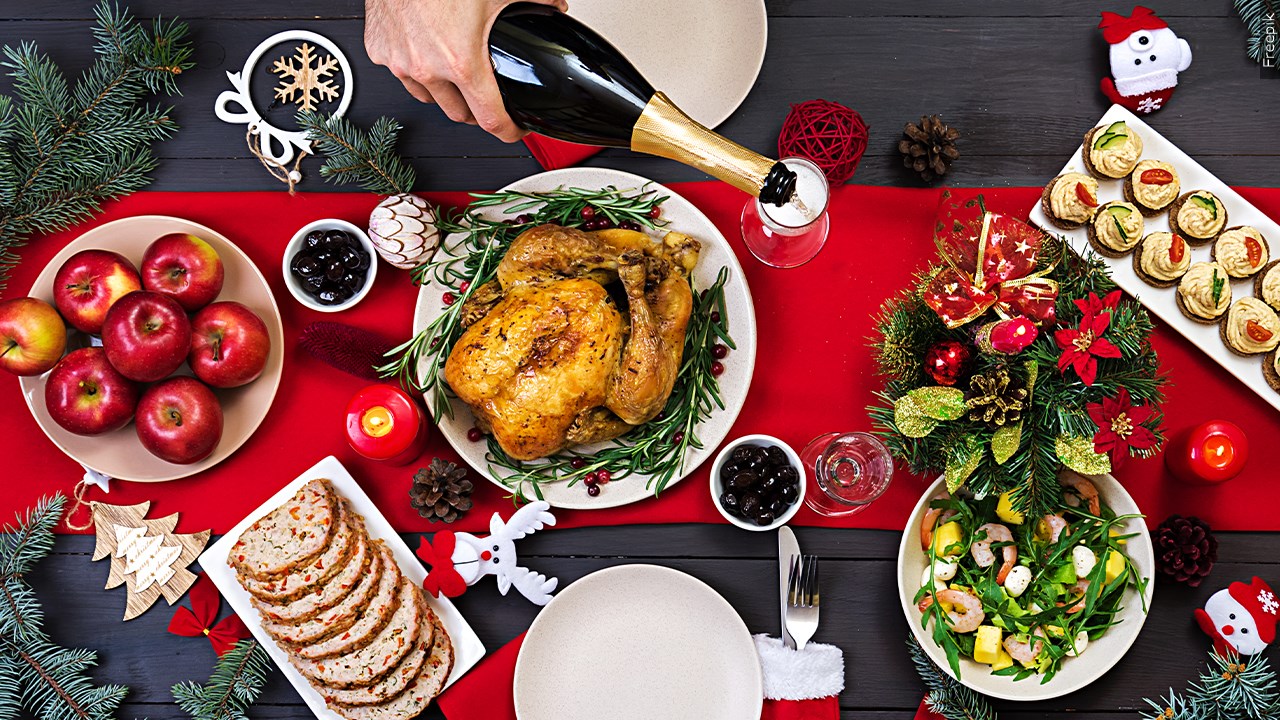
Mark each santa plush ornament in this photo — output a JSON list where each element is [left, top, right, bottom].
[[1194, 576, 1278, 656], [1099, 6, 1192, 115]]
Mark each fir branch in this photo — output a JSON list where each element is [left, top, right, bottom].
[[1142, 651, 1280, 720], [171, 638, 273, 720], [907, 634, 998, 720], [1234, 0, 1279, 64], [297, 111, 416, 195]]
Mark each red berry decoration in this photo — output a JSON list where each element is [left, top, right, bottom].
[[583, 471, 598, 486], [570, 457, 586, 469], [712, 344, 729, 360], [1154, 515, 1217, 587], [597, 469, 611, 484], [586, 484, 601, 497], [442, 292, 456, 306], [648, 206, 663, 220], [924, 340, 971, 386], [710, 361, 725, 377], [459, 280, 471, 293], [777, 99, 869, 184], [580, 205, 597, 220], [467, 427, 483, 442]]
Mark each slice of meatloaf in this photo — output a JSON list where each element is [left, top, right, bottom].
[[290, 544, 402, 659], [294, 579, 425, 689], [334, 616, 454, 720], [230, 478, 340, 580], [240, 501, 360, 603], [256, 522, 372, 626], [320, 609, 436, 707]]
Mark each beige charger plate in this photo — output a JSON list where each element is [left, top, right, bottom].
[[568, 0, 768, 128], [19, 216, 284, 482]]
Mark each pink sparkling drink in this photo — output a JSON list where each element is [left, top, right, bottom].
[[740, 157, 830, 268]]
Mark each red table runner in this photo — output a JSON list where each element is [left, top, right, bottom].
[[3, 185, 1279, 535]]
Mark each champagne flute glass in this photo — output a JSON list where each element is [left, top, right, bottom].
[[740, 157, 830, 268], [799, 432, 893, 517]]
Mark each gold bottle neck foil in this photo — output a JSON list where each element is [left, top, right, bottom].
[[631, 92, 779, 199]]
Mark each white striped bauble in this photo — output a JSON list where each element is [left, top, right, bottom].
[[367, 193, 440, 269]]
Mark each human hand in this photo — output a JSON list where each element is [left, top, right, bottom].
[[364, 0, 568, 142]]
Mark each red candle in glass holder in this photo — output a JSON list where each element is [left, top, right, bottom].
[[345, 384, 428, 465], [1164, 420, 1248, 484]]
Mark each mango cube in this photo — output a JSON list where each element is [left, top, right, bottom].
[[933, 521, 964, 556], [991, 649, 1015, 671], [1109, 528, 1128, 545], [1105, 549, 1127, 584], [996, 491, 1025, 525], [974, 625, 1002, 665]]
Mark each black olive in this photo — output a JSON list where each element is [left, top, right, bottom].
[[304, 231, 325, 248], [730, 472, 758, 490], [780, 466, 799, 484], [781, 485, 798, 503], [297, 257, 321, 278], [766, 446, 786, 466], [722, 460, 744, 478], [755, 512, 775, 526], [324, 230, 350, 247], [769, 497, 787, 515], [304, 275, 325, 292], [342, 272, 365, 292], [357, 251, 371, 270], [750, 447, 769, 465], [326, 262, 346, 281], [740, 492, 761, 516], [719, 492, 740, 514], [317, 288, 342, 305], [759, 474, 778, 493], [731, 446, 753, 462]]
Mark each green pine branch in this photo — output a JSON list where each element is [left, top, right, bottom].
[[907, 634, 998, 720], [171, 638, 273, 720], [0, 494, 132, 720], [297, 111, 417, 196], [0, 1, 191, 292], [1142, 651, 1280, 720], [1234, 0, 1279, 64]]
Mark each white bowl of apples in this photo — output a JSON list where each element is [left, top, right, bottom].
[[2, 216, 284, 482]]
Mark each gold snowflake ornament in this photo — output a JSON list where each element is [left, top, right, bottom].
[[272, 42, 340, 111]]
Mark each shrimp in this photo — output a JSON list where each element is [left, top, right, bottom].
[[1003, 627, 1046, 665], [917, 589, 986, 633], [1040, 514, 1069, 543], [1058, 579, 1090, 614], [971, 523, 1017, 584], [1059, 471, 1101, 515], [919, 504, 956, 551]]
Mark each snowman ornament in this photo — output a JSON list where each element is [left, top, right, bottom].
[[1194, 576, 1278, 656], [415, 501, 559, 606], [1099, 6, 1192, 115]]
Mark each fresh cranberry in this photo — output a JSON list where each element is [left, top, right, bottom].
[[459, 280, 471, 293], [648, 206, 663, 219], [442, 292, 456, 306], [583, 471, 599, 486], [516, 213, 533, 224], [710, 311, 722, 323], [467, 427, 483, 442], [597, 469, 612, 484], [619, 220, 641, 231], [711, 361, 725, 377], [580, 205, 597, 220], [587, 484, 601, 497], [672, 431, 685, 445], [582, 219, 601, 231], [596, 217, 615, 229], [712, 344, 729, 359], [570, 458, 586, 469]]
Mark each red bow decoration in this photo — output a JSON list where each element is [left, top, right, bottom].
[[1099, 6, 1168, 44], [167, 572, 250, 656], [923, 208, 1059, 329], [416, 532, 467, 599]]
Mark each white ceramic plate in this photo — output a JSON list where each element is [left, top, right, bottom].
[[412, 167, 758, 510], [200, 456, 485, 720], [514, 564, 762, 720], [19, 216, 284, 482], [567, 0, 767, 129], [897, 473, 1155, 702], [1029, 104, 1280, 413]]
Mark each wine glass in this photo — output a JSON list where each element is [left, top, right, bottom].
[[799, 432, 893, 517], [740, 157, 830, 268]]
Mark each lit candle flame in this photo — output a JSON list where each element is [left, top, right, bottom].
[[361, 405, 395, 438]]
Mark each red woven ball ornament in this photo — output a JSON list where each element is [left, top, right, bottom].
[[777, 99, 869, 184]]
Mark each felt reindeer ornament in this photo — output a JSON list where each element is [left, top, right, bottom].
[[416, 501, 559, 606]]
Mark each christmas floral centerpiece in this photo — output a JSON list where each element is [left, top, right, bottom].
[[870, 196, 1166, 516]]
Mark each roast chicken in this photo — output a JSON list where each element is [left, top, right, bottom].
[[444, 224, 701, 460]]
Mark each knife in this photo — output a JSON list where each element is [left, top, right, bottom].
[[778, 526, 800, 649]]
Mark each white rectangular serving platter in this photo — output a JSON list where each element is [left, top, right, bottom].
[[1029, 104, 1280, 413], [200, 455, 485, 720]]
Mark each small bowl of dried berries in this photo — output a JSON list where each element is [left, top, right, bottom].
[[283, 219, 377, 312], [710, 434, 806, 531]]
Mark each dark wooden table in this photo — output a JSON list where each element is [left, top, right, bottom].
[[7, 2, 1280, 719]]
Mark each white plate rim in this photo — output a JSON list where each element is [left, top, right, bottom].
[[1028, 104, 1280, 414], [18, 215, 285, 482], [411, 167, 758, 510], [199, 455, 486, 719], [896, 474, 1156, 702], [512, 563, 763, 720]]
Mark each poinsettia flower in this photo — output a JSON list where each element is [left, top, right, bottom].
[[1054, 308, 1122, 386], [1074, 290, 1122, 318], [1088, 388, 1157, 468]]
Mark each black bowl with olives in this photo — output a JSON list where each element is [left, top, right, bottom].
[[283, 220, 377, 312], [710, 435, 805, 530]]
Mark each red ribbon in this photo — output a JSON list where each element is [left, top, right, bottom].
[[416, 532, 468, 599], [923, 211, 1059, 328], [167, 572, 251, 656]]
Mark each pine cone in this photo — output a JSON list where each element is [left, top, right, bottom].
[[966, 368, 1026, 426], [1153, 515, 1217, 587], [899, 114, 960, 182], [409, 458, 474, 523]]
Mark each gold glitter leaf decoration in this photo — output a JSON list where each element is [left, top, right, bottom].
[[991, 422, 1022, 465], [894, 394, 940, 438], [945, 437, 984, 492], [1055, 434, 1112, 475], [906, 386, 968, 420]]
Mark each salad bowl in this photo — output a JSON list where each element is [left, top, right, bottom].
[[897, 473, 1155, 701]]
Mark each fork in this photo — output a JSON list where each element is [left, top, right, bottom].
[[786, 554, 820, 650]]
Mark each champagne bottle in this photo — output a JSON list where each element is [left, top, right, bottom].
[[489, 3, 796, 206]]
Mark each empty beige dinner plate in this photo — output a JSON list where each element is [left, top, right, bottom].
[[568, 0, 768, 128], [19, 216, 284, 482], [514, 564, 762, 720]]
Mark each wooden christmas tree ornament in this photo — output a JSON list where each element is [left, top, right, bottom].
[[90, 501, 210, 621]]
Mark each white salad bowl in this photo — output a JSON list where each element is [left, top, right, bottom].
[[897, 473, 1155, 701]]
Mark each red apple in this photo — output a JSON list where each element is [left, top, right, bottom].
[[101, 291, 191, 382], [52, 249, 142, 334], [0, 297, 67, 376], [141, 233, 225, 311], [135, 376, 223, 464], [189, 301, 271, 388], [44, 347, 139, 435]]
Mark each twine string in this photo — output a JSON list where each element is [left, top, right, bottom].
[[246, 125, 307, 194]]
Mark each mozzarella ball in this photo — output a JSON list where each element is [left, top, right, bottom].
[[1066, 630, 1090, 657], [932, 558, 958, 581], [1072, 545, 1098, 579], [1003, 565, 1032, 598], [920, 567, 947, 591]]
